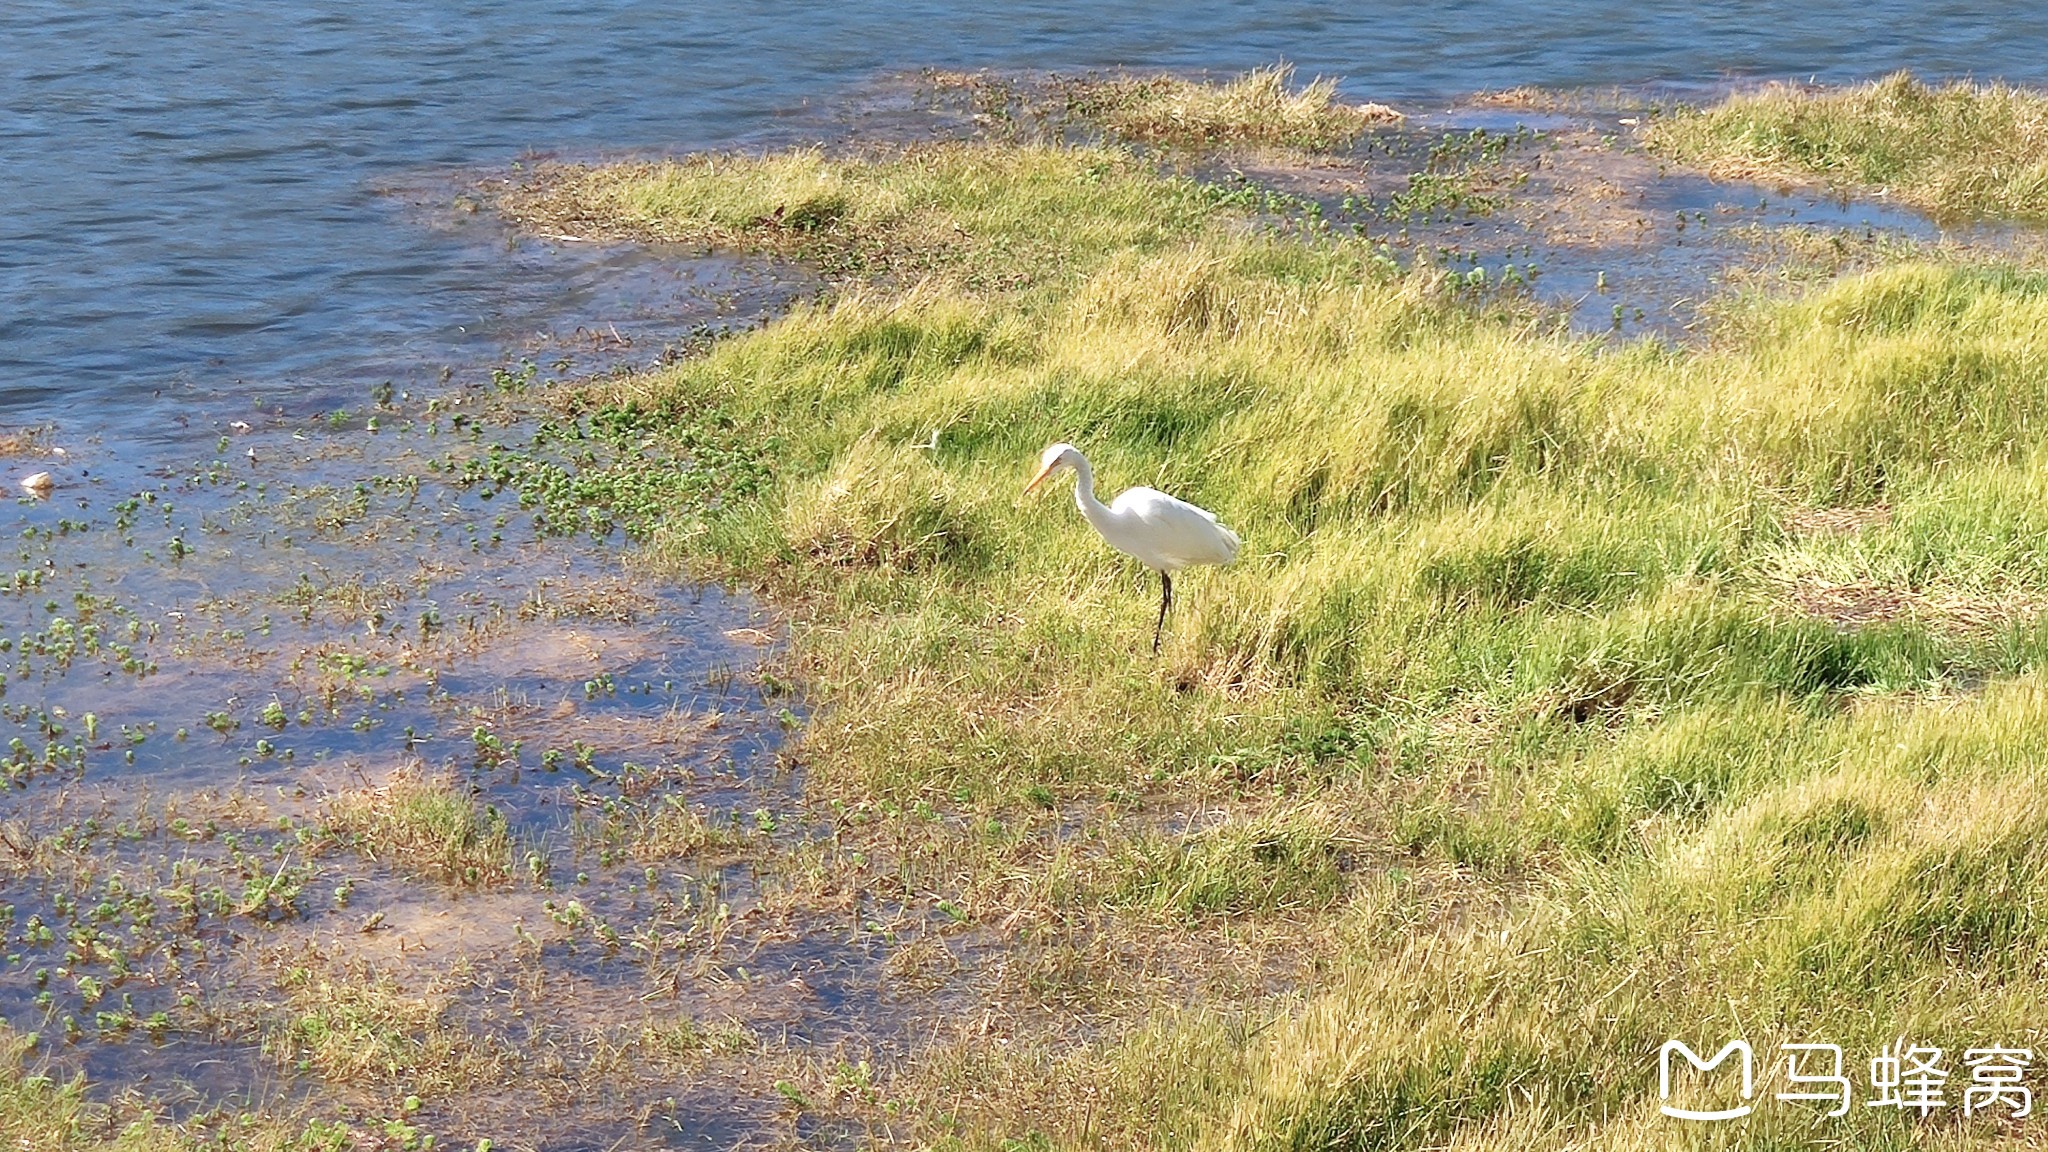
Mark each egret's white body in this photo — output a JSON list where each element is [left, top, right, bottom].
[[1024, 443, 1240, 651]]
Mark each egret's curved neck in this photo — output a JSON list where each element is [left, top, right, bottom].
[[1068, 454, 1116, 533]]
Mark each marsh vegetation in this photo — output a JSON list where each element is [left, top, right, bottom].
[[1648, 72, 2048, 220], [497, 69, 2048, 1150], [9, 66, 2048, 1152]]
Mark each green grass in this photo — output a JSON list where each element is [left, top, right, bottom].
[[320, 773, 512, 886], [506, 120, 2048, 1149], [1648, 72, 2048, 219], [1108, 803, 1354, 919], [266, 962, 507, 1093], [500, 143, 1230, 288], [1052, 64, 1400, 151], [0, 1027, 351, 1151]]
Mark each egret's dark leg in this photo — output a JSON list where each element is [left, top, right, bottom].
[[1153, 571, 1173, 654]]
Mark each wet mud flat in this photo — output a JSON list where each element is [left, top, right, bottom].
[[0, 127, 1315, 1148], [1221, 112, 2040, 339], [2, 352, 1255, 1148]]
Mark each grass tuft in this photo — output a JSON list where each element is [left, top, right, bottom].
[[498, 143, 1229, 289], [321, 770, 512, 886], [784, 435, 993, 573], [1110, 804, 1354, 919], [1648, 72, 2048, 219], [0, 429, 48, 459], [0, 1025, 339, 1150], [1055, 64, 1399, 151], [267, 961, 506, 1092]]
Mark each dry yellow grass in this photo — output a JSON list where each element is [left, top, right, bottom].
[[501, 137, 2048, 1148], [0, 428, 48, 458], [1056, 64, 1399, 150], [1648, 72, 2048, 219]]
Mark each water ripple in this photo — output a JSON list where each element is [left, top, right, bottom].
[[5, 0, 2045, 435]]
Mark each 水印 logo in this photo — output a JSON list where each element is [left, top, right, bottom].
[[1659, 1040, 1754, 1120], [1658, 1039, 2034, 1121]]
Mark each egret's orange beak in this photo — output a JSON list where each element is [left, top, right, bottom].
[[1023, 460, 1058, 495]]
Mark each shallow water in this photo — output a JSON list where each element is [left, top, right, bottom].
[[0, 395, 834, 1143], [1335, 106, 2008, 339]]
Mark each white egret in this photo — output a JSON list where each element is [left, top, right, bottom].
[[1023, 443, 1240, 653]]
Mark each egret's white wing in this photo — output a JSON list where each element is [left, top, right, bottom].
[[1106, 486, 1241, 570]]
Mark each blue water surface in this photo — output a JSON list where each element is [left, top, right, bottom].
[[6, 0, 2046, 436]]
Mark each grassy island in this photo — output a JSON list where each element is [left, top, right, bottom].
[[480, 72, 2048, 1150], [1648, 72, 2048, 220]]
